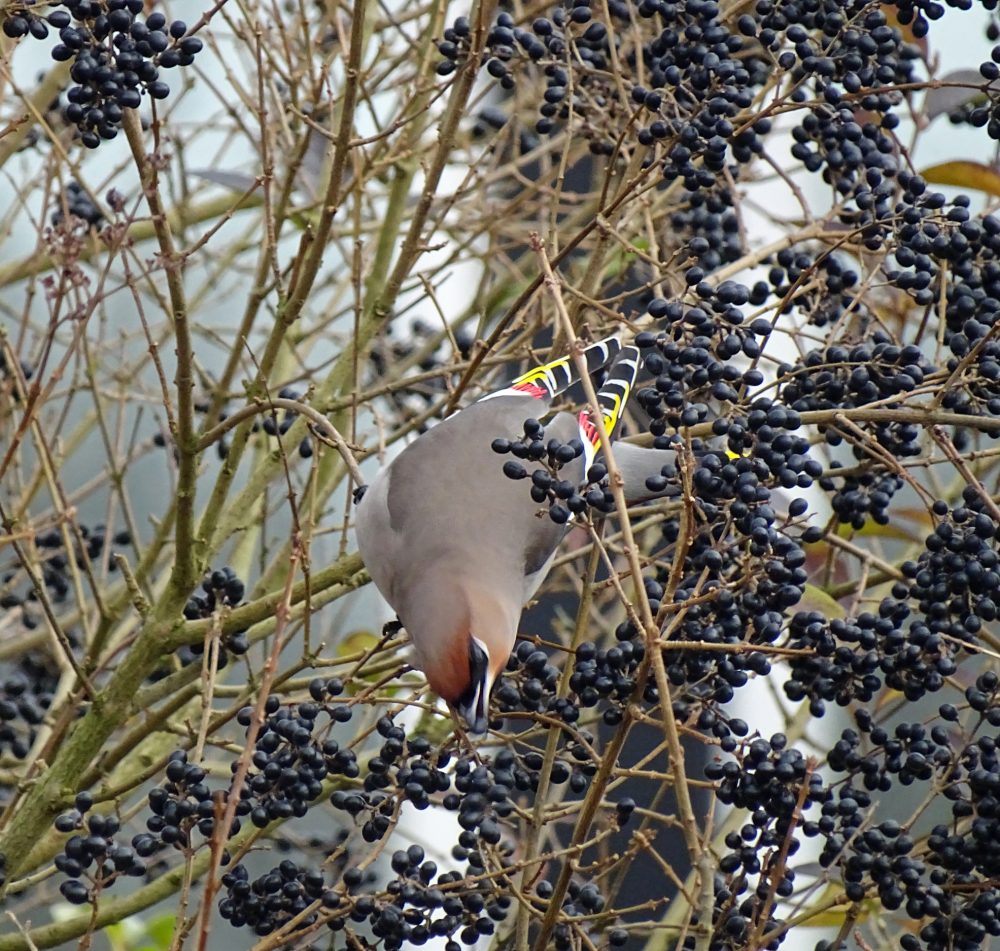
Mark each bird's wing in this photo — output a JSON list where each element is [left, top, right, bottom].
[[577, 345, 642, 474], [478, 334, 621, 403], [353, 462, 405, 606]]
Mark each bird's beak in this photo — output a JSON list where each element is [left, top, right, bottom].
[[456, 637, 494, 734]]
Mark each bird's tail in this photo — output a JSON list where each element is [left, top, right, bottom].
[[480, 334, 622, 403], [578, 345, 642, 474]]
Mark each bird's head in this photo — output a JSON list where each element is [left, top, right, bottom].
[[414, 584, 514, 734], [424, 629, 508, 735]]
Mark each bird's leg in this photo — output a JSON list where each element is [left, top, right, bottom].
[[382, 618, 403, 638]]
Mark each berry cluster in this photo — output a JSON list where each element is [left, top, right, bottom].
[[670, 187, 745, 269], [252, 387, 316, 459], [783, 611, 885, 714], [54, 792, 147, 905], [763, 249, 865, 329], [700, 696, 1000, 951], [50, 181, 105, 228], [567, 636, 645, 727], [2, 0, 202, 147], [437, 4, 643, 151], [823, 695, 1000, 951], [179, 566, 250, 664], [491, 416, 595, 525], [633, 289, 771, 435], [779, 334, 933, 451], [1, 524, 131, 629], [948, 32, 1000, 143], [330, 715, 444, 838], [140, 751, 231, 851], [702, 736, 828, 948], [892, 495, 999, 691], [220, 859, 333, 936], [365, 319, 469, 432], [217, 703, 631, 947], [235, 696, 333, 828], [361, 844, 508, 950], [209, 387, 326, 461], [785, 498, 986, 717], [776, 331, 939, 527], [0, 654, 58, 760]]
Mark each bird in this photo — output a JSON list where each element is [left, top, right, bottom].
[[354, 336, 674, 732]]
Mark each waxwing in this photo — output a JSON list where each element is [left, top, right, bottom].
[[354, 337, 674, 732]]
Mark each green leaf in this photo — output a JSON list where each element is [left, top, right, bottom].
[[105, 922, 127, 951], [793, 884, 878, 927], [797, 584, 846, 621], [146, 913, 176, 949], [921, 160, 1000, 198], [799, 900, 878, 927]]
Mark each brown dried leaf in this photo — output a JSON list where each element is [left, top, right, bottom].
[[921, 160, 1000, 197]]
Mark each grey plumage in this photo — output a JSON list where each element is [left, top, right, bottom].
[[615, 441, 677, 504]]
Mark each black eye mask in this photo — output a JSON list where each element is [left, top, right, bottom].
[[456, 639, 490, 734]]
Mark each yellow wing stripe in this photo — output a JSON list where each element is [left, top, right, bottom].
[[579, 346, 641, 474]]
